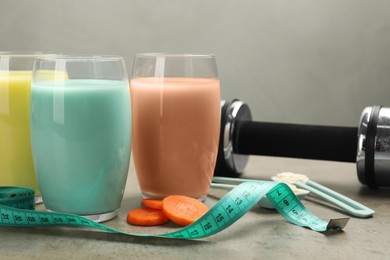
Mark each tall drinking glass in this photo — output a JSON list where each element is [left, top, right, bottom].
[[31, 56, 131, 222], [130, 53, 221, 201], [0, 52, 55, 203]]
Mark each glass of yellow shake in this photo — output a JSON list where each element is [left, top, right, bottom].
[[0, 52, 58, 203]]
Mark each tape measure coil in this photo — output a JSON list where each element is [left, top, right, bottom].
[[0, 186, 35, 210]]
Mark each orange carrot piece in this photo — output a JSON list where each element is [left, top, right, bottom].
[[141, 199, 163, 210], [127, 208, 169, 226], [162, 195, 208, 227]]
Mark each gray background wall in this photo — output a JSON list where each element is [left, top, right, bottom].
[[1, 0, 390, 127]]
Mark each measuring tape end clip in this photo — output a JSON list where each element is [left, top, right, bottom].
[[325, 218, 350, 231]]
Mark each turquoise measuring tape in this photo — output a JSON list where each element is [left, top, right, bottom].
[[0, 181, 349, 239]]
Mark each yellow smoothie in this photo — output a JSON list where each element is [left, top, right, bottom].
[[0, 71, 39, 195]]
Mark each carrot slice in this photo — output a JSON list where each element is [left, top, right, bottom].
[[162, 195, 208, 227], [141, 199, 163, 210], [127, 208, 169, 226]]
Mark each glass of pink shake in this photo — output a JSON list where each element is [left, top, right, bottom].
[[130, 53, 220, 201]]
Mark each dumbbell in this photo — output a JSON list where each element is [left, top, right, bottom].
[[214, 100, 390, 188]]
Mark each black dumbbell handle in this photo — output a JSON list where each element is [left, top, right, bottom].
[[234, 120, 358, 163]]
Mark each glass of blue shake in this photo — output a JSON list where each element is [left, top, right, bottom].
[[30, 56, 131, 222]]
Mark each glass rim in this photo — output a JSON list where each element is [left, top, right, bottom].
[[135, 53, 216, 59], [34, 55, 125, 62], [0, 51, 57, 57]]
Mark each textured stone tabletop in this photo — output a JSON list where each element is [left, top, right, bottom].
[[1, 156, 389, 259]]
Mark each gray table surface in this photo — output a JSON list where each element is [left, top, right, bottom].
[[1, 156, 389, 259]]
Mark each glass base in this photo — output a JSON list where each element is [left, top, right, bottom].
[[141, 192, 207, 202], [82, 210, 118, 223], [35, 196, 43, 204], [46, 209, 118, 223]]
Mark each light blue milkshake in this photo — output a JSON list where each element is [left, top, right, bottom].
[[30, 79, 131, 218]]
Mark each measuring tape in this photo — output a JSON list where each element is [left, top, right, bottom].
[[0, 182, 349, 239], [0, 187, 35, 210]]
